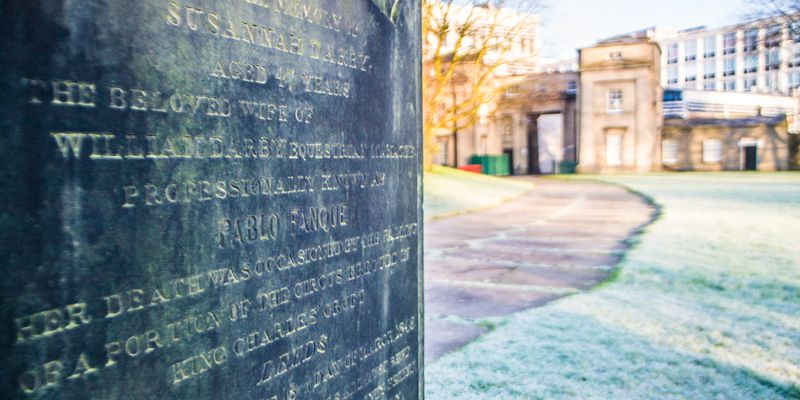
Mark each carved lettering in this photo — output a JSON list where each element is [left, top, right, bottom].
[[165, 3, 371, 71], [210, 60, 268, 84], [15, 302, 91, 343], [256, 335, 328, 386], [218, 213, 280, 248], [289, 203, 349, 236], [171, 346, 228, 385]]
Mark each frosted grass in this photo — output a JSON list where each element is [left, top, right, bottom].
[[426, 173, 800, 399], [424, 165, 533, 220]]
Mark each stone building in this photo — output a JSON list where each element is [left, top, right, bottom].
[[427, 2, 540, 75], [577, 34, 663, 173], [577, 29, 798, 173], [433, 70, 578, 175], [661, 116, 791, 171], [494, 72, 578, 174], [426, 2, 543, 172], [431, 12, 800, 174]]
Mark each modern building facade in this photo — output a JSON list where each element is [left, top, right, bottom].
[[663, 88, 798, 120], [657, 19, 800, 96]]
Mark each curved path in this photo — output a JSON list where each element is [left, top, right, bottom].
[[424, 177, 655, 364]]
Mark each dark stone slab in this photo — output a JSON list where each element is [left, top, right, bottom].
[[0, 1, 422, 399]]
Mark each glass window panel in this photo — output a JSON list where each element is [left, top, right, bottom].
[[702, 139, 722, 163]]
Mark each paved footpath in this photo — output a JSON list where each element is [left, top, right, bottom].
[[424, 177, 655, 364]]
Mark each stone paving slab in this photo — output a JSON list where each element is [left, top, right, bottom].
[[426, 259, 608, 290], [424, 177, 655, 365], [425, 281, 564, 318]]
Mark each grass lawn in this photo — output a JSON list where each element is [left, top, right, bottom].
[[424, 165, 533, 220], [426, 173, 800, 399]]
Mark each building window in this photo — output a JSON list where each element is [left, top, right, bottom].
[[502, 119, 513, 136], [685, 63, 697, 82], [502, 117, 514, 147], [685, 40, 697, 61], [662, 139, 679, 164], [704, 36, 716, 58], [704, 59, 716, 78], [704, 81, 717, 91], [566, 80, 577, 94], [606, 133, 623, 166], [668, 66, 679, 85], [667, 43, 678, 64], [724, 79, 736, 91], [766, 48, 781, 70], [607, 89, 623, 113], [436, 137, 449, 165], [724, 57, 736, 76], [765, 73, 777, 93], [790, 72, 800, 89], [792, 22, 800, 42], [664, 89, 683, 102], [744, 28, 759, 52], [744, 54, 758, 73], [744, 76, 757, 91], [723, 32, 737, 54], [766, 25, 782, 48], [790, 47, 800, 67], [522, 39, 533, 54], [479, 104, 489, 125], [702, 139, 723, 163], [435, 103, 445, 123], [609, 51, 623, 61]]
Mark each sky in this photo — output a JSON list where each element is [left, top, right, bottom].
[[539, 0, 751, 60]]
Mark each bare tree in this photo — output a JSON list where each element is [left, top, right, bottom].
[[745, 0, 800, 33], [422, 0, 542, 171]]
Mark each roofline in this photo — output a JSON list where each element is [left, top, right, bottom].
[[659, 12, 800, 40], [578, 39, 660, 51]]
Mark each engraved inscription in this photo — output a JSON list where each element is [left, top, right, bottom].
[[218, 213, 280, 248], [242, 0, 361, 38], [211, 60, 269, 85], [48, 132, 374, 161], [290, 203, 349, 237], [5, 0, 419, 398], [165, 2, 371, 72], [15, 303, 91, 343]]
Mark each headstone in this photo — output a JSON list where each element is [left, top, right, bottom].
[[0, 1, 422, 399]]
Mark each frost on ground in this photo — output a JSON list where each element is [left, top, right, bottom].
[[425, 173, 800, 399], [424, 165, 533, 220]]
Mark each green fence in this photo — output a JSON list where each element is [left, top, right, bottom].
[[558, 160, 577, 174], [469, 154, 510, 176]]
